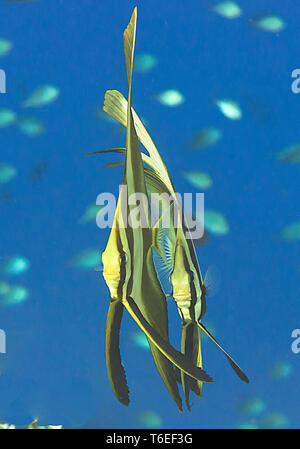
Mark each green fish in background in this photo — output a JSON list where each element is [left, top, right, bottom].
[[183, 171, 212, 190], [270, 361, 293, 379], [239, 397, 266, 415], [22, 85, 59, 108], [0, 38, 12, 57], [0, 163, 17, 183], [187, 126, 222, 151], [156, 89, 185, 107], [129, 330, 150, 350], [134, 53, 158, 73], [236, 420, 259, 430], [17, 116, 45, 136], [136, 410, 163, 428], [88, 7, 214, 411], [69, 249, 102, 270], [280, 221, 300, 241], [260, 413, 289, 429], [215, 99, 242, 120], [1, 285, 29, 305], [79, 204, 105, 224], [211, 1, 242, 19], [0, 281, 10, 296], [251, 14, 286, 33], [276, 144, 300, 164], [203, 210, 229, 236], [0, 108, 16, 127], [1, 256, 30, 275]]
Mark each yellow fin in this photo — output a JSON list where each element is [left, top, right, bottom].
[[123, 7, 137, 88], [106, 300, 130, 406]]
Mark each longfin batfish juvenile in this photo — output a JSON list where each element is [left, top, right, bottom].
[[99, 86, 249, 410], [89, 6, 248, 411], [92, 7, 213, 411]]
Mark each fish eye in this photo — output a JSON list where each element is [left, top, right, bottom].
[[119, 252, 127, 266]]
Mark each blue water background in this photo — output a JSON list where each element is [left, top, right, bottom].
[[0, 0, 299, 429]]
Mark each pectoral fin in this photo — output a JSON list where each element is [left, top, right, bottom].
[[123, 296, 213, 383], [106, 300, 130, 406], [85, 148, 158, 173], [85, 148, 125, 156], [197, 322, 249, 384], [99, 162, 124, 169]]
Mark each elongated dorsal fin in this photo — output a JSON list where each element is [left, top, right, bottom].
[[123, 7, 137, 88]]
